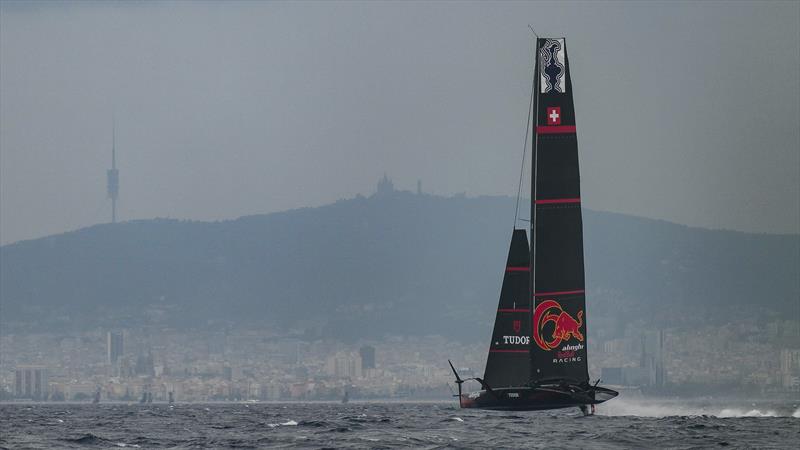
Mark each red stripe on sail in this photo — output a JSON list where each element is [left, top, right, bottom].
[[537, 125, 576, 134], [489, 349, 528, 353], [534, 289, 585, 297], [505, 266, 529, 272], [497, 308, 530, 313], [535, 198, 581, 205]]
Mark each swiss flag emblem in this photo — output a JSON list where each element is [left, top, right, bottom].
[[547, 106, 561, 125]]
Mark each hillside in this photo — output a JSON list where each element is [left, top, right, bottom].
[[1, 190, 798, 340]]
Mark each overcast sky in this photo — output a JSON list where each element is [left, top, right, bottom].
[[1, 0, 798, 244]]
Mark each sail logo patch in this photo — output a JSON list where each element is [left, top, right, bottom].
[[502, 335, 529, 345], [547, 107, 561, 125], [540, 38, 566, 94], [532, 299, 584, 351]]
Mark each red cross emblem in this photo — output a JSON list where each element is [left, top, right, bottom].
[[547, 107, 561, 125]]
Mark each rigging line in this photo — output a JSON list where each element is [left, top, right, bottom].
[[527, 25, 540, 39], [513, 40, 538, 230]]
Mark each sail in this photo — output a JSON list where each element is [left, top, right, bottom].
[[530, 38, 589, 383], [483, 229, 531, 388]]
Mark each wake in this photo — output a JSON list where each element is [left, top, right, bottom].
[[596, 397, 800, 418]]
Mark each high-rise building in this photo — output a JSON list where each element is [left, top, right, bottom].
[[780, 348, 800, 389], [640, 330, 665, 387], [326, 352, 362, 379], [14, 365, 48, 400], [359, 345, 376, 370], [107, 331, 123, 364]]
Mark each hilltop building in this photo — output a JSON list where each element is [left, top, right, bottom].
[[376, 173, 394, 195]]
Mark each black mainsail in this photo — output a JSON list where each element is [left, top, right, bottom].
[[449, 36, 617, 413], [530, 37, 589, 384]]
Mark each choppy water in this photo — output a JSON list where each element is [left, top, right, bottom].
[[1, 400, 798, 449]]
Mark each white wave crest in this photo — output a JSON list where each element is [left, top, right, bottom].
[[268, 419, 298, 427], [597, 397, 798, 418], [717, 408, 779, 418]]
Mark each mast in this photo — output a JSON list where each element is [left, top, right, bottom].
[[529, 39, 540, 383]]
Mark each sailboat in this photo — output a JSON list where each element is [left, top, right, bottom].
[[448, 37, 618, 414]]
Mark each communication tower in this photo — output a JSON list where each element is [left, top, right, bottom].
[[107, 119, 119, 223]]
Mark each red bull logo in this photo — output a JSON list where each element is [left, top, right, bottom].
[[532, 299, 584, 351]]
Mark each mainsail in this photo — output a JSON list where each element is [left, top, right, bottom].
[[529, 37, 589, 384], [483, 229, 530, 388]]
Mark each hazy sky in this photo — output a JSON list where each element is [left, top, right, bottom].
[[1, 1, 798, 244]]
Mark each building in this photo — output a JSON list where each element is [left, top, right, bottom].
[[600, 367, 623, 385], [780, 348, 800, 390], [107, 331, 123, 364], [326, 352, 362, 379], [376, 173, 394, 195], [641, 330, 666, 387], [360, 345, 376, 370], [135, 351, 155, 376], [14, 365, 48, 400]]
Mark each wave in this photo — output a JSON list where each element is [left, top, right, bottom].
[[61, 433, 109, 445], [267, 419, 298, 427], [597, 398, 799, 418], [718, 408, 780, 418]]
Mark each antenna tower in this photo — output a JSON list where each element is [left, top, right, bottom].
[[106, 118, 119, 223]]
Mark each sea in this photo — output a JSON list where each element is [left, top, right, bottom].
[[1, 398, 798, 449]]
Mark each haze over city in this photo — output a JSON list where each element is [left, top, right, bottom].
[[1, 1, 798, 245]]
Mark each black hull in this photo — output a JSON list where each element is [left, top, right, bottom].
[[459, 385, 618, 411]]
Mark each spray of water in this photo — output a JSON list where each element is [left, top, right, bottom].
[[596, 397, 799, 418]]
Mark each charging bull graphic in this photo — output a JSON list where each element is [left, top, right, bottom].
[[532, 299, 584, 351]]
